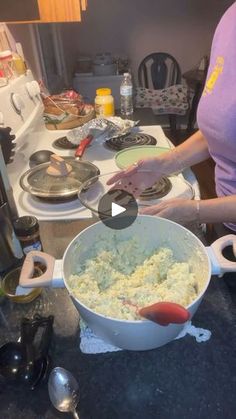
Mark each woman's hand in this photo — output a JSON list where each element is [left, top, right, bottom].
[[140, 198, 199, 225], [107, 130, 210, 199], [107, 158, 164, 197]]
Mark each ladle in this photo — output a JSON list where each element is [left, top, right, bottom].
[[0, 341, 27, 381], [32, 314, 54, 388], [0, 314, 54, 389], [0, 318, 39, 384], [20, 314, 54, 389], [48, 367, 80, 418], [29, 150, 54, 168]]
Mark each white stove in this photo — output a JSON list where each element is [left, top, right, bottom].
[[0, 71, 200, 221]]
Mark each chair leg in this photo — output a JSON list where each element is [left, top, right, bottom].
[[169, 115, 177, 137]]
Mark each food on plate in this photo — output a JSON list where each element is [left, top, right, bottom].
[[43, 90, 84, 116], [68, 236, 199, 320], [42, 90, 95, 129]]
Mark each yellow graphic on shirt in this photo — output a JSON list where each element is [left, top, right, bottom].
[[203, 56, 224, 96]]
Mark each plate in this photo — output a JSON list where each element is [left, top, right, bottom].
[[115, 145, 170, 169]]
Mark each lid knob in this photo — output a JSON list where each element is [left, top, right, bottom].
[[46, 154, 72, 177]]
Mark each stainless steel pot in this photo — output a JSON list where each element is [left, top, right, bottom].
[[19, 216, 236, 351]]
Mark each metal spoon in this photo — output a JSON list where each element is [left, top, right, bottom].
[[48, 367, 80, 419]]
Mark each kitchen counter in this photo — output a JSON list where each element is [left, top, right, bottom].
[[0, 221, 236, 419]]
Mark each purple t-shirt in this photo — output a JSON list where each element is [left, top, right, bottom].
[[197, 2, 236, 231]]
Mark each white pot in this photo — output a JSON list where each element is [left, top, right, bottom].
[[19, 216, 236, 351], [93, 63, 116, 76]]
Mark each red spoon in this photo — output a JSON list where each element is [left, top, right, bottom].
[[139, 301, 190, 326]]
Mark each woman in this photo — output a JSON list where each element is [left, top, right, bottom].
[[108, 2, 236, 233]]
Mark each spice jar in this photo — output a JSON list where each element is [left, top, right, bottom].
[[13, 216, 43, 254], [95, 88, 115, 117], [13, 216, 46, 273]]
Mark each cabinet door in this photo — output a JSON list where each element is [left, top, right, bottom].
[[0, 0, 40, 22]]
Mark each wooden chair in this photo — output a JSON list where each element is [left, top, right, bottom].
[[138, 52, 188, 134]]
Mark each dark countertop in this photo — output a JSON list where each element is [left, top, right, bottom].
[[0, 220, 236, 419]]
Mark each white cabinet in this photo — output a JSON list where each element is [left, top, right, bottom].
[[72, 74, 123, 109]]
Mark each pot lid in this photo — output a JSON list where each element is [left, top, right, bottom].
[[20, 157, 100, 199], [78, 171, 194, 214]]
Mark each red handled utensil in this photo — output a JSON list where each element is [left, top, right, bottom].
[[74, 134, 93, 160], [139, 302, 190, 326]]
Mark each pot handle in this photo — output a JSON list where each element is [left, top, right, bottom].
[[206, 234, 236, 276], [19, 251, 64, 288]]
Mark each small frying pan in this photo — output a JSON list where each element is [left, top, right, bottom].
[[20, 151, 100, 201]]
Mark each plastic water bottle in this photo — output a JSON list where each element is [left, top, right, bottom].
[[120, 72, 133, 116]]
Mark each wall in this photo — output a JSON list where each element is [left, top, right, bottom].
[[60, 0, 233, 83], [6, 0, 234, 85]]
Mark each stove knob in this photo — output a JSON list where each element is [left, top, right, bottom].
[[26, 82, 35, 99], [11, 93, 25, 115], [32, 81, 41, 96], [26, 81, 41, 99]]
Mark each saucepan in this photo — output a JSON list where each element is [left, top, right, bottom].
[[19, 155, 100, 201], [19, 216, 236, 351]]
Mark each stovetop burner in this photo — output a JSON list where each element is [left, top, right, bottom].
[[53, 136, 77, 150], [139, 177, 172, 200], [105, 133, 157, 151]]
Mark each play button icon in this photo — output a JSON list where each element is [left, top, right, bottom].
[[98, 189, 138, 229], [111, 202, 126, 217]]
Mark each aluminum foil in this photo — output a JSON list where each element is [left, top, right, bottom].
[[67, 117, 139, 145]]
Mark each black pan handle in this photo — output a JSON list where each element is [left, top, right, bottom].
[[20, 318, 39, 372], [20, 314, 54, 358], [38, 315, 54, 358]]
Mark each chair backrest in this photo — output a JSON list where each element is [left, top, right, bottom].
[[138, 52, 182, 89]]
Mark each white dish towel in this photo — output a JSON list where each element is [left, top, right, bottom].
[[79, 321, 211, 354]]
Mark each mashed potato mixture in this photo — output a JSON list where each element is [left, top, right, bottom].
[[68, 236, 199, 320]]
